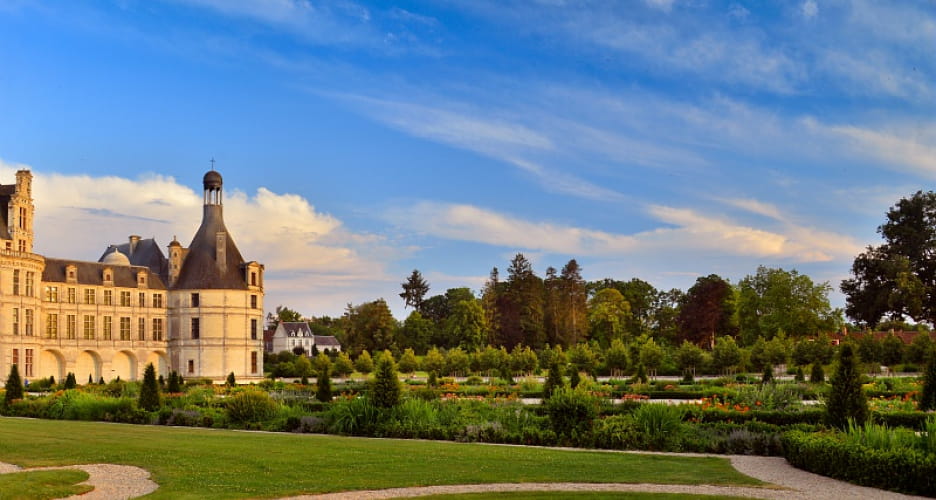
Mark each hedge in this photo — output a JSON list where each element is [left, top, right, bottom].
[[687, 407, 825, 426], [782, 430, 936, 496]]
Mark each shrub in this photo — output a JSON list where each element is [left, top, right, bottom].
[[633, 403, 685, 450], [316, 366, 332, 403], [64, 373, 77, 390], [826, 344, 867, 429], [371, 353, 401, 408], [543, 386, 599, 439], [138, 363, 161, 411], [542, 361, 564, 402], [592, 415, 641, 450], [354, 350, 374, 375], [226, 390, 278, 424], [920, 349, 936, 411], [810, 362, 824, 383], [4, 364, 23, 403], [326, 396, 380, 435], [782, 430, 936, 496], [226, 372, 236, 387]]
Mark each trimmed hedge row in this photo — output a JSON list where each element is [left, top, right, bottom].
[[687, 407, 825, 426], [872, 410, 929, 430], [782, 430, 936, 496]]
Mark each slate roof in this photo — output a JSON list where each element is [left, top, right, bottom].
[[0, 183, 14, 240], [280, 322, 313, 337], [314, 335, 341, 347], [99, 238, 167, 277], [173, 204, 248, 290], [43, 257, 167, 289]]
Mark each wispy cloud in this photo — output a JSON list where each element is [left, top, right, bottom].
[[811, 120, 936, 178], [386, 200, 861, 263]]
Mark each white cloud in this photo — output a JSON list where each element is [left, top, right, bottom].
[[801, 0, 818, 20], [644, 0, 676, 13], [386, 200, 861, 263], [0, 159, 394, 316], [812, 121, 936, 178]]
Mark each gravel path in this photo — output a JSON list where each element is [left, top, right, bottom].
[[0, 461, 158, 500]]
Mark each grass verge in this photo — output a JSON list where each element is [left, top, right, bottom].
[[0, 418, 763, 499], [417, 493, 752, 500], [0, 469, 92, 499]]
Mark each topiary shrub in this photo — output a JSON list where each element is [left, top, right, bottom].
[[4, 364, 23, 404], [826, 344, 867, 429], [138, 363, 161, 411], [920, 348, 936, 411], [810, 362, 824, 383], [316, 365, 332, 403], [541, 361, 565, 402], [371, 352, 401, 408], [64, 372, 77, 390]]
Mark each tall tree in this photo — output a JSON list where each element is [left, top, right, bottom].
[[399, 311, 433, 354], [500, 254, 545, 349], [543, 267, 561, 346], [559, 260, 587, 346], [444, 298, 488, 351], [587, 288, 632, 347], [480, 267, 503, 345], [737, 266, 841, 345], [343, 300, 398, 355], [399, 269, 430, 313], [266, 305, 303, 329], [842, 191, 936, 326], [677, 275, 737, 347], [138, 363, 162, 411]]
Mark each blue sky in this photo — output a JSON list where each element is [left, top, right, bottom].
[[0, 0, 933, 319]]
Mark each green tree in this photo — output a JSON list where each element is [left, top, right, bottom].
[[855, 335, 881, 370], [638, 338, 664, 379], [314, 353, 332, 377], [332, 352, 354, 377], [587, 288, 632, 347], [422, 347, 445, 375], [810, 362, 825, 383], [509, 345, 538, 376], [906, 333, 935, 365], [397, 348, 418, 374], [354, 350, 374, 375], [444, 347, 470, 377], [444, 299, 487, 352], [737, 266, 840, 344], [826, 344, 868, 428], [558, 260, 587, 345], [500, 253, 545, 349], [343, 299, 398, 355], [568, 343, 598, 376], [604, 339, 629, 378], [138, 363, 161, 411], [399, 269, 430, 313], [4, 364, 23, 403], [266, 305, 303, 329], [712, 336, 741, 376], [226, 372, 236, 387], [371, 351, 401, 408], [166, 371, 181, 393], [400, 311, 433, 354], [842, 191, 936, 326], [675, 340, 704, 379], [316, 365, 332, 403], [294, 355, 313, 381], [880, 333, 905, 374]]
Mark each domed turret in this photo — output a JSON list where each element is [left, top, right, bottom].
[[203, 170, 222, 190], [102, 247, 131, 266]]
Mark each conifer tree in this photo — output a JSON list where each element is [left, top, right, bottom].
[[920, 348, 936, 411], [810, 362, 825, 383], [826, 344, 867, 428], [762, 364, 774, 384], [138, 363, 161, 412], [226, 372, 236, 387], [48, 375, 55, 387], [167, 371, 182, 393], [371, 352, 401, 408], [542, 361, 565, 401], [316, 365, 332, 403], [4, 364, 23, 403], [569, 369, 581, 389], [64, 372, 77, 390]]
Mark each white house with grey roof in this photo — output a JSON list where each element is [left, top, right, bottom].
[[271, 321, 342, 354]]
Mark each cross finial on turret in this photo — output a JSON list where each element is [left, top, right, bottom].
[[210, 158, 216, 170]]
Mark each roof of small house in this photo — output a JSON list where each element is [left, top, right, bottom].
[[313, 335, 341, 347]]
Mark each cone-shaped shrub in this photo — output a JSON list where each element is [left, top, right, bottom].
[[166, 371, 181, 393], [4, 364, 23, 403], [138, 363, 161, 411], [542, 361, 565, 401], [316, 365, 332, 403], [920, 348, 936, 411], [810, 363, 824, 383], [371, 351, 401, 408], [826, 344, 867, 429], [64, 372, 77, 390], [226, 372, 236, 387]]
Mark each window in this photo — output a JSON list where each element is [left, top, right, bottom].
[[67, 287, 76, 304], [25, 272, 34, 297], [251, 351, 258, 374], [120, 291, 131, 307], [17, 240, 25, 253], [24, 349, 33, 377], [24, 309, 32, 336], [18, 207, 26, 229], [187, 360, 194, 374], [152, 293, 163, 308], [119, 317, 131, 340], [12, 270, 19, 295], [102, 316, 112, 340], [44, 286, 58, 302], [12, 308, 18, 335], [138, 317, 145, 340], [103, 290, 113, 305], [251, 319, 258, 340], [45, 314, 58, 339], [138, 274, 146, 286], [191, 318, 200, 339], [250, 272, 257, 286], [139, 292, 145, 307], [66, 315, 76, 339], [83, 315, 94, 340], [152, 318, 163, 341], [12, 348, 18, 367], [84, 288, 95, 305], [191, 293, 199, 307], [250, 295, 257, 309]]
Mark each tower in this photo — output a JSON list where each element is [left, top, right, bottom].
[[10, 170, 34, 253], [167, 169, 264, 380]]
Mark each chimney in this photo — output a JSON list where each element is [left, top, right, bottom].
[[129, 235, 141, 257], [216, 232, 227, 274], [167, 236, 182, 287]]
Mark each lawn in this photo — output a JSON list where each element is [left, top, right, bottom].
[[0, 469, 92, 499], [0, 418, 764, 499], [418, 493, 752, 500]]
